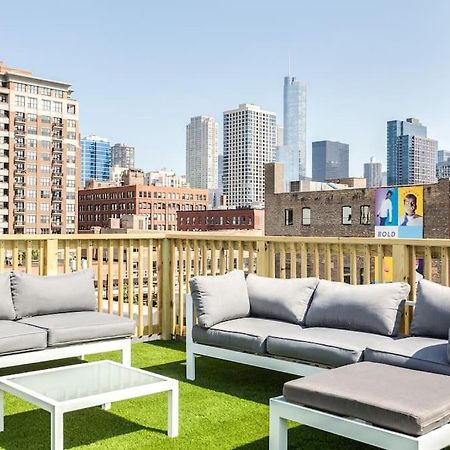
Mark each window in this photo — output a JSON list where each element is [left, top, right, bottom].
[[67, 104, 76, 114], [15, 96, 25, 107], [284, 208, 293, 226], [29, 85, 38, 94], [53, 102, 62, 113], [360, 205, 371, 225], [41, 87, 51, 96], [41, 100, 51, 111], [342, 206, 352, 225], [27, 97, 37, 109], [67, 131, 76, 140], [67, 119, 77, 128], [28, 113, 37, 121], [302, 208, 311, 225]]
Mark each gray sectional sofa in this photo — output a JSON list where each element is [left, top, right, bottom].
[[186, 270, 450, 380], [0, 269, 135, 369]]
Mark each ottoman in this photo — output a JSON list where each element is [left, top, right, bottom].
[[269, 362, 450, 450]]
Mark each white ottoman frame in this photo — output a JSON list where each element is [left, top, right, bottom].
[[269, 396, 450, 450]]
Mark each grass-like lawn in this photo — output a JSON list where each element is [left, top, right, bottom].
[[0, 341, 374, 449]]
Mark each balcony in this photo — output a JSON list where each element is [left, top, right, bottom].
[[14, 153, 25, 162], [14, 143, 25, 149], [14, 115, 25, 123], [14, 128, 25, 136]]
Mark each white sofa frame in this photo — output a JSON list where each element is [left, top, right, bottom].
[[269, 395, 450, 450], [185, 294, 325, 381], [0, 338, 132, 370]]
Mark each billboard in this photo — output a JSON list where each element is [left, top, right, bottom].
[[375, 186, 423, 239]]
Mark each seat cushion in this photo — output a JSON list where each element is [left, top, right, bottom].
[[246, 274, 318, 324], [411, 279, 450, 339], [364, 336, 450, 375], [267, 327, 396, 367], [19, 311, 135, 347], [192, 317, 302, 354], [11, 269, 96, 318], [305, 279, 409, 336], [0, 320, 47, 354], [283, 361, 450, 436], [0, 272, 15, 320], [190, 270, 250, 328]]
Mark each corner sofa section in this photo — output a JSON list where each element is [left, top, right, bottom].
[[0, 270, 135, 369]]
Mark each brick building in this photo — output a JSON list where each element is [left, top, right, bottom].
[[265, 162, 450, 238], [78, 185, 208, 231], [177, 208, 264, 232]]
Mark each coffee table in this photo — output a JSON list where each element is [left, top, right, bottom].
[[0, 360, 178, 450]]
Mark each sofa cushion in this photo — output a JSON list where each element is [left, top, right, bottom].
[[190, 270, 250, 328], [0, 272, 15, 320], [365, 336, 450, 376], [246, 274, 318, 324], [411, 279, 450, 339], [283, 361, 450, 437], [0, 320, 47, 354], [19, 311, 135, 347], [192, 317, 302, 354], [267, 327, 396, 367], [11, 269, 97, 318], [305, 279, 409, 336]]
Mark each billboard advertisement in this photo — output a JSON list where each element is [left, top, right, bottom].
[[375, 186, 423, 239]]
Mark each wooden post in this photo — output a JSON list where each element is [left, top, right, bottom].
[[256, 241, 268, 276], [392, 243, 411, 335], [160, 237, 173, 340], [44, 238, 58, 276]]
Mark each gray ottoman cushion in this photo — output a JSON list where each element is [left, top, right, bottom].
[[11, 269, 96, 318], [19, 311, 135, 347], [267, 327, 396, 367], [246, 274, 318, 324], [190, 270, 250, 328], [283, 361, 450, 436], [365, 336, 450, 375], [0, 272, 16, 320], [411, 279, 450, 339], [192, 317, 302, 354], [305, 279, 409, 336], [0, 320, 47, 354]]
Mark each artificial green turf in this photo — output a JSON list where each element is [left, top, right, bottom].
[[0, 341, 375, 449]]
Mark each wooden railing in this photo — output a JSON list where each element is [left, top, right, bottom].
[[1, 233, 449, 338]]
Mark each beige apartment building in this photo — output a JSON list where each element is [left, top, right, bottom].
[[0, 61, 79, 234]]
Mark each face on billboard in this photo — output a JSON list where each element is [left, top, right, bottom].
[[375, 187, 398, 226], [398, 186, 423, 237]]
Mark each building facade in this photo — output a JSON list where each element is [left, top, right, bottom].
[[364, 156, 383, 187], [437, 149, 450, 163], [223, 103, 276, 208], [0, 61, 79, 234], [276, 76, 306, 186], [437, 160, 450, 179], [78, 184, 208, 231], [387, 118, 437, 186], [177, 208, 264, 232], [81, 135, 111, 187], [110, 143, 135, 169], [312, 140, 349, 182], [144, 169, 187, 188], [186, 116, 218, 190]]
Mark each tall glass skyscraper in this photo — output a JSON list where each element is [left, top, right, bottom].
[[81, 135, 111, 187], [277, 76, 306, 188]]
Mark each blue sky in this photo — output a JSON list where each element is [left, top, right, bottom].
[[3, 0, 450, 177]]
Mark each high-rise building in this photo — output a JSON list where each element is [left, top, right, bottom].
[[110, 143, 135, 169], [186, 116, 218, 190], [364, 156, 383, 187], [144, 169, 187, 188], [223, 103, 276, 208], [81, 135, 111, 187], [276, 76, 306, 186], [0, 61, 79, 234], [437, 149, 450, 163], [436, 160, 450, 180], [312, 140, 349, 182], [387, 118, 438, 186]]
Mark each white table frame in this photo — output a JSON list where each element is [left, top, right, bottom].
[[269, 396, 450, 450], [0, 360, 178, 450]]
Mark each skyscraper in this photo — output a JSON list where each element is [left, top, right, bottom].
[[111, 143, 135, 169], [437, 149, 450, 163], [364, 156, 383, 187], [277, 76, 306, 186], [0, 60, 79, 234], [312, 140, 349, 182], [186, 116, 218, 190], [387, 118, 437, 185], [81, 135, 111, 187], [223, 104, 276, 208]]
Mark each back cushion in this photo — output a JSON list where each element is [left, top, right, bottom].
[[189, 270, 250, 328], [411, 279, 450, 339], [246, 274, 318, 324], [305, 279, 410, 336], [11, 269, 97, 318], [0, 272, 16, 320]]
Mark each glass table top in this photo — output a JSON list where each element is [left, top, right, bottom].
[[1, 361, 165, 402]]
